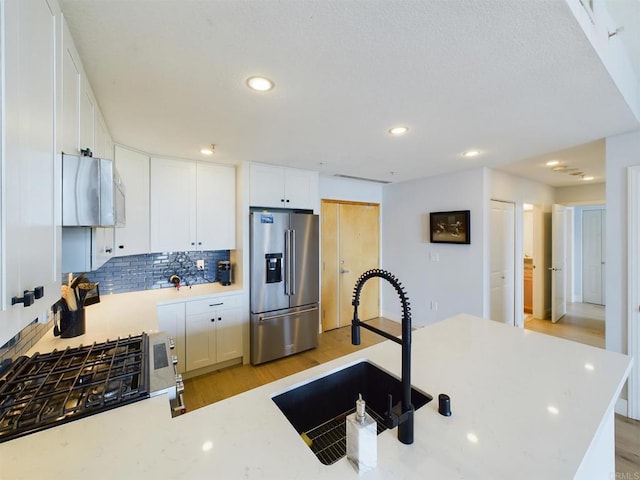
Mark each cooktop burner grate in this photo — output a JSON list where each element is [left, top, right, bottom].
[[0, 334, 150, 443]]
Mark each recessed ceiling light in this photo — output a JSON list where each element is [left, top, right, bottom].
[[200, 144, 215, 155], [545, 160, 560, 166], [570, 171, 585, 176], [583, 176, 594, 181], [246, 76, 274, 92], [552, 166, 567, 171], [462, 150, 480, 158], [547, 405, 560, 415], [388, 126, 409, 136]]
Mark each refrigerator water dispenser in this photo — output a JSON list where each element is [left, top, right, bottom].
[[265, 253, 283, 283]]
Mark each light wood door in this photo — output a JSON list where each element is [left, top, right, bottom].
[[321, 201, 380, 331]]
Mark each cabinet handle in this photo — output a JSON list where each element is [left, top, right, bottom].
[[280, 198, 285, 203], [118, 245, 125, 249], [211, 318, 216, 322], [198, 241, 202, 246], [34, 286, 45, 299], [286, 199, 290, 203], [12, 291, 35, 308], [191, 242, 195, 246], [209, 302, 224, 307], [218, 317, 222, 322], [105, 248, 112, 253]]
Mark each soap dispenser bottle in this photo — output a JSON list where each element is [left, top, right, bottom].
[[346, 394, 377, 474]]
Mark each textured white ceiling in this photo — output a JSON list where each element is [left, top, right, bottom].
[[58, 0, 639, 186]]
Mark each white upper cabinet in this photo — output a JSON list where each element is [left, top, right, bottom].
[[249, 163, 318, 210], [62, 20, 110, 159], [114, 146, 150, 256], [61, 22, 81, 155], [196, 163, 236, 251], [150, 158, 236, 253], [150, 157, 197, 252], [1, 0, 60, 347], [79, 87, 95, 153]]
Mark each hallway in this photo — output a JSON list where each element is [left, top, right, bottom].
[[524, 302, 604, 348]]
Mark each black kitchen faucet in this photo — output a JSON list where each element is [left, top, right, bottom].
[[351, 269, 414, 444]]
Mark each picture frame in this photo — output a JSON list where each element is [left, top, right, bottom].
[[429, 210, 470, 244]]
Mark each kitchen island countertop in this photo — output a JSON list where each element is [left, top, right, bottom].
[[1, 314, 631, 479]]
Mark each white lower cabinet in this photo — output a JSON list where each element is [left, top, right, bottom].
[[185, 295, 243, 371], [157, 293, 243, 374]]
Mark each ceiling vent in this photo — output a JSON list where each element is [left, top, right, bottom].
[[333, 174, 392, 184]]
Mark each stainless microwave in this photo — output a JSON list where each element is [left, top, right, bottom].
[[62, 153, 125, 227]]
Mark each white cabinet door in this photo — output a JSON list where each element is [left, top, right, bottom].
[[216, 307, 243, 362], [184, 295, 243, 371], [185, 310, 216, 371], [249, 163, 287, 208], [61, 23, 80, 155], [92, 228, 115, 269], [197, 163, 236, 250], [157, 303, 186, 374], [249, 163, 317, 210], [284, 168, 318, 210], [0, 0, 59, 347], [1, 1, 22, 340], [115, 146, 150, 256], [150, 158, 197, 252], [94, 115, 111, 159], [79, 87, 95, 153]]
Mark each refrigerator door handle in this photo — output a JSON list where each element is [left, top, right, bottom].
[[290, 229, 296, 295], [258, 306, 318, 322], [284, 229, 290, 295]]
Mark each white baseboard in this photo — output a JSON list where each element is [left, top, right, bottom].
[[615, 397, 628, 416], [379, 310, 401, 323]]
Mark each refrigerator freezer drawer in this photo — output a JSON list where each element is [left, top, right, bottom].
[[250, 306, 319, 365]]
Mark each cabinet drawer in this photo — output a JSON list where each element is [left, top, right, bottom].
[[186, 295, 241, 315]]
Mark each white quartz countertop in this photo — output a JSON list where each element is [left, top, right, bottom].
[[27, 283, 244, 354], [1, 314, 631, 479]]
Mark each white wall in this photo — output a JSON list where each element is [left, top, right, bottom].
[[381, 167, 486, 327], [319, 175, 383, 204], [523, 210, 534, 257], [555, 183, 605, 205], [605, 130, 640, 354]]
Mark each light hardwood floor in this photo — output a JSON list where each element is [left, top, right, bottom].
[[525, 303, 640, 476], [184, 311, 639, 475], [183, 318, 401, 410]]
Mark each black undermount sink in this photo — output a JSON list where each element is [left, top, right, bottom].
[[272, 360, 432, 465]]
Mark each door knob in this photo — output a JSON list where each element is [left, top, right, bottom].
[[340, 269, 350, 274]]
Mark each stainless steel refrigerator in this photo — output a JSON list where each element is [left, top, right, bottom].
[[250, 211, 319, 365]]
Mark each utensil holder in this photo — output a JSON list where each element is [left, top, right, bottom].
[[59, 309, 86, 338]]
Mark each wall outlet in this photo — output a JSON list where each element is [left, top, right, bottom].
[[430, 300, 438, 311], [429, 252, 439, 262], [196, 259, 205, 270]]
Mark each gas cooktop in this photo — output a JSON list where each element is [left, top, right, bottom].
[[0, 334, 150, 443]]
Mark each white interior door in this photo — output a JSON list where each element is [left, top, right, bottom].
[[490, 200, 515, 325], [582, 209, 606, 305], [551, 204, 567, 323]]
